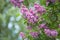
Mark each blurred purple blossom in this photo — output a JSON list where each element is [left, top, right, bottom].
[[10, 0, 24, 8], [44, 29, 51, 36], [21, 5, 29, 14], [20, 32, 26, 38], [34, 4, 46, 15], [44, 29, 58, 37], [30, 32, 39, 38], [39, 23, 48, 29], [51, 30, 58, 37], [21, 5, 39, 23]]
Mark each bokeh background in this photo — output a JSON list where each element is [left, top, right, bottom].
[[0, 0, 27, 40]]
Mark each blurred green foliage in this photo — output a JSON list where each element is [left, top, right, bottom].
[[0, 0, 27, 40]]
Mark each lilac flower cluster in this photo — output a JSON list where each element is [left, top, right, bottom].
[[38, 23, 58, 37], [44, 29, 58, 37], [10, 0, 24, 8], [21, 5, 39, 23], [30, 32, 39, 38], [21, 4, 46, 23], [34, 4, 46, 15], [39, 23, 48, 29]]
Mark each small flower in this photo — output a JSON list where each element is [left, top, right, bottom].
[[34, 4, 46, 15], [51, 30, 58, 37], [44, 29, 58, 37], [39, 23, 48, 29], [29, 8, 35, 15], [10, 0, 24, 8], [21, 5, 29, 14], [20, 32, 26, 38], [30, 32, 39, 38], [27, 14, 38, 23], [44, 29, 51, 36]]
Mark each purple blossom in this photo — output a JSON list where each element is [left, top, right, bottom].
[[27, 14, 38, 23], [20, 32, 26, 38], [10, 0, 24, 8], [39, 23, 48, 29], [21, 5, 29, 14], [34, 4, 46, 15], [51, 30, 58, 37], [29, 8, 35, 15], [44, 29, 58, 37], [30, 32, 39, 38], [21, 5, 39, 23], [21, 4, 40, 23], [27, 13, 38, 23], [44, 29, 51, 36]]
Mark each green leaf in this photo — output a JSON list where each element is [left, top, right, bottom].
[[39, 0, 46, 5], [23, 0, 29, 7], [16, 13, 20, 17]]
